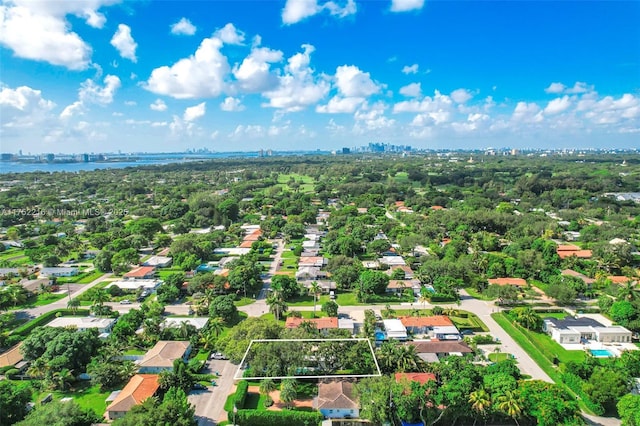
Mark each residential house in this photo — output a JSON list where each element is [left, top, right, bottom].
[[607, 276, 637, 285], [487, 277, 527, 287], [39, 267, 78, 277], [142, 256, 173, 268], [298, 257, 326, 268], [47, 316, 116, 334], [386, 279, 422, 296], [162, 317, 209, 330], [296, 266, 327, 281], [395, 372, 437, 385], [138, 341, 192, 373], [105, 374, 160, 420], [0, 342, 26, 371], [314, 380, 359, 419], [285, 317, 338, 333], [543, 317, 632, 344], [338, 318, 355, 335], [561, 269, 595, 286], [399, 316, 455, 336], [109, 280, 161, 292], [124, 266, 156, 280], [300, 280, 336, 294], [408, 340, 473, 362], [556, 244, 593, 259], [382, 319, 408, 340], [386, 265, 414, 279], [379, 256, 406, 267]]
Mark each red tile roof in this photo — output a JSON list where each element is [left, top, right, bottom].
[[106, 374, 160, 414], [487, 277, 527, 287], [561, 269, 595, 284], [399, 315, 454, 328], [607, 275, 636, 284], [557, 250, 592, 259], [124, 266, 155, 278], [395, 372, 437, 384], [239, 240, 254, 248], [243, 229, 263, 241], [285, 317, 338, 330]]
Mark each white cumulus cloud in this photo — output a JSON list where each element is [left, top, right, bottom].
[[316, 96, 364, 113], [399, 82, 421, 98], [214, 23, 245, 45], [262, 44, 330, 112], [450, 88, 473, 104], [170, 17, 196, 35], [544, 96, 571, 115], [79, 75, 121, 105], [512, 101, 543, 123], [110, 24, 137, 62], [145, 35, 230, 99], [0, 84, 56, 128], [233, 46, 283, 92], [150, 99, 167, 112], [220, 97, 245, 112], [390, 0, 425, 12], [183, 102, 206, 121], [282, 0, 356, 25], [335, 65, 380, 98], [401, 64, 419, 74]]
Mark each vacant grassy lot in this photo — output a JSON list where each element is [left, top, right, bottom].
[[287, 294, 329, 307], [488, 352, 512, 362], [32, 382, 112, 416]]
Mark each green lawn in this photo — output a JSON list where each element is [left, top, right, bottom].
[[157, 268, 184, 279], [287, 310, 328, 319], [76, 271, 105, 284], [10, 292, 67, 310], [464, 286, 496, 301], [488, 352, 512, 362], [234, 297, 256, 307], [538, 312, 568, 319], [335, 292, 413, 306], [287, 294, 329, 307], [32, 382, 112, 416]]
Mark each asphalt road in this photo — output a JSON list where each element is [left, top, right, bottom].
[[188, 359, 237, 426]]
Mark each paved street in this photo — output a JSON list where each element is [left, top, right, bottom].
[[13, 273, 113, 320], [188, 359, 237, 426]]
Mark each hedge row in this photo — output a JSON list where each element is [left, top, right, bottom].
[[235, 409, 323, 426], [225, 380, 249, 413], [11, 309, 90, 336], [561, 372, 604, 415]]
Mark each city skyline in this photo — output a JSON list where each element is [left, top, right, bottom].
[[1, 0, 639, 154]]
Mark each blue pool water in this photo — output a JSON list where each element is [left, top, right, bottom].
[[375, 331, 386, 341], [590, 349, 614, 357]]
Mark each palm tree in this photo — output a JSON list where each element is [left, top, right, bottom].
[[208, 316, 225, 338], [419, 286, 431, 310], [67, 297, 80, 314], [259, 378, 277, 406], [53, 368, 75, 391], [496, 390, 522, 426], [469, 388, 491, 425], [396, 345, 425, 373], [309, 281, 322, 318], [6, 285, 27, 307], [267, 295, 287, 321], [27, 358, 49, 379], [617, 280, 640, 302], [279, 379, 297, 409], [91, 288, 109, 307]]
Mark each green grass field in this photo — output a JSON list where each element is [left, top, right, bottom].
[[488, 352, 512, 362], [32, 382, 112, 416], [287, 294, 329, 307], [234, 297, 256, 307], [9, 292, 67, 310]]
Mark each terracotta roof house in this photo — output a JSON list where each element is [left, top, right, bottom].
[[395, 372, 437, 385], [386, 265, 415, 279], [138, 341, 192, 373], [314, 380, 359, 419], [430, 205, 445, 211], [487, 278, 527, 287], [124, 266, 156, 280], [243, 229, 263, 241], [285, 317, 338, 333], [239, 240, 254, 249], [105, 374, 160, 420], [607, 276, 636, 284], [556, 244, 593, 259], [0, 343, 24, 369], [399, 316, 454, 335], [298, 256, 326, 268], [561, 269, 595, 285]]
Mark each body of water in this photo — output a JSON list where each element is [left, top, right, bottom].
[[0, 151, 330, 174]]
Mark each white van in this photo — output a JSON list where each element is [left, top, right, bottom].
[[329, 291, 335, 300]]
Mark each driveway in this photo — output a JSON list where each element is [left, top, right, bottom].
[[188, 359, 237, 426]]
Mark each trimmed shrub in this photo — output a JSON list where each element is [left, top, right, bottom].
[[235, 409, 323, 426]]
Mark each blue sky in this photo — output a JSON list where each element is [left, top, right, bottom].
[[1, 0, 639, 154]]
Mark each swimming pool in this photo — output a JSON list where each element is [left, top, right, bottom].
[[374, 331, 386, 341], [590, 349, 615, 357]]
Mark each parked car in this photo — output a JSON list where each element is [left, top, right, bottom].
[[210, 352, 226, 360], [192, 383, 207, 390], [119, 299, 132, 305]]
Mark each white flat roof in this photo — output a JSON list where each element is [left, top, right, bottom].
[[163, 317, 209, 330], [213, 247, 251, 255], [108, 280, 160, 290], [143, 256, 172, 266], [47, 316, 115, 329], [383, 319, 407, 333], [433, 326, 460, 334]]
